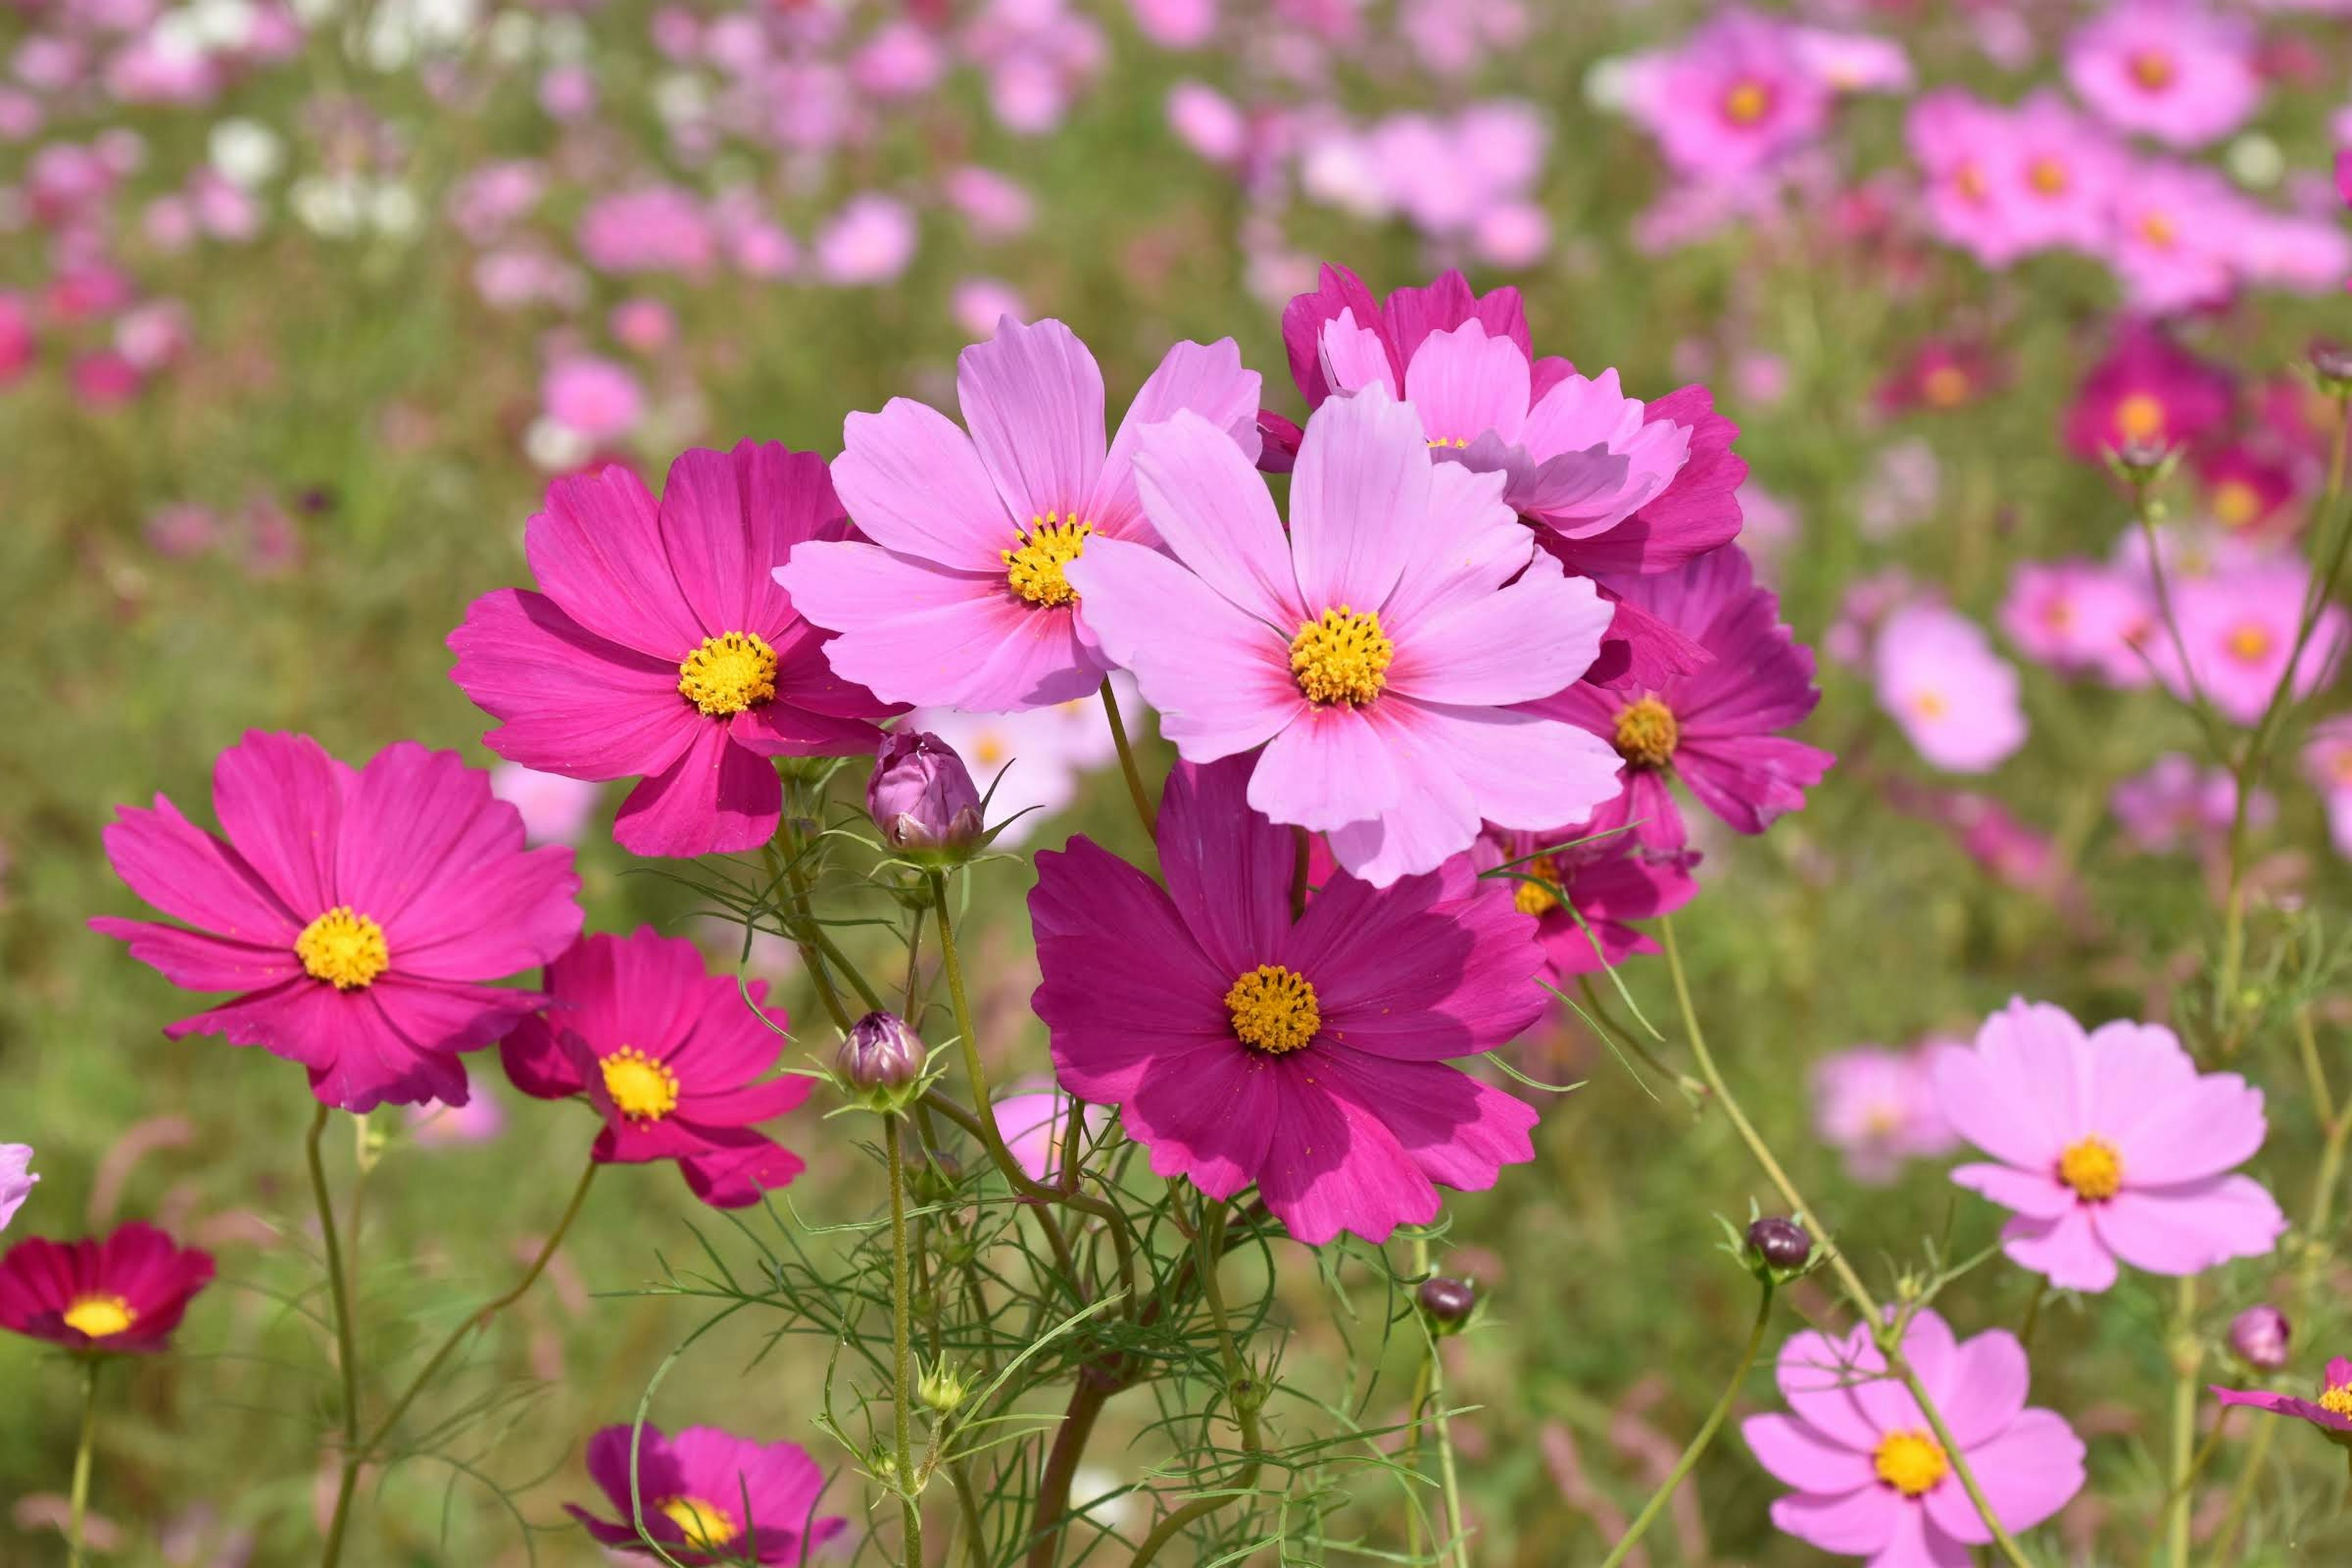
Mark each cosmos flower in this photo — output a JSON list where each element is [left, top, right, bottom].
[[867, 729, 984, 852], [2152, 563, 2348, 725], [1998, 559, 2153, 680], [2106, 160, 2250, 314], [2111, 753, 2271, 855], [2065, 0, 2261, 150], [1531, 543, 1831, 853], [2301, 715, 2352, 859], [1068, 385, 1621, 886], [92, 732, 582, 1113], [1029, 756, 1544, 1245], [488, 763, 603, 848], [0, 1145, 34, 1234], [568, 1422, 845, 1564], [778, 316, 1262, 712], [0, 1222, 215, 1355], [1811, 1043, 1961, 1186], [1937, 998, 2286, 1292], [2062, 325, 2234, 462], [907, 674, 1143, 848], [1618, 9, 1832, 178], [1744, 1308, 2085, 1566], [2196, 445, 2299, 537], [1874, 605, 2027, 775], [1477, 823, 1698, 980], [449, 442, 897, 859], [500, 929, 810, 1209], [2212, 1358, 2352, 1444]]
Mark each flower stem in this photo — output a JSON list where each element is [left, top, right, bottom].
[[1128, 1200, 1264, 1568], [1099, 679, 1156, 836], [887, 1114, 925, 1568], [1658, 917, 2037, 1568], [2163, 1275, 2199, 1567], [1409, 1234, 1470, 1568], [309, 1103, 362, 1568], [1598, 1281, 1775, 1568], [66, 1358, 100, 1568]]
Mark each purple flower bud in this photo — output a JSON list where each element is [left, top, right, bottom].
[[839, 1011, 924, 1091], [1747, 1216, 1811, 1272], [1417, 1276, 1476, 1327], [868, 730, 984, 852], [2231, 1305, 2291, 1373]]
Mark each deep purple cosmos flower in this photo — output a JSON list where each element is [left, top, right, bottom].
[[92, 732, 582, 1113], [777, 316, 1261, 712], [1477, 823, 1697, 980], [501, 929, 810, 1208], [568, 1422, 845, 1564], [449, 442, 897, 860], [1744, 1308, 2085, 1567], [1530, 543, 1831, 853], [0, 1222, 215, 1354], [1029, 757, 1544, 1245], [1068, 384, 1621, 886]]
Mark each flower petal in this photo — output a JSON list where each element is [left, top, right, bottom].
[[212, 731, 344, 918], [1252, 1057, 1439, 1245], [832, 397, 1012, 571], [1131, 409, 1303, 630], [957, 317, 1106, 527], [99, 793, 300, 943], [1095, 337, 1263, 539], [523, 462, 706, 658], [613, 723, 783, 858], [2092, 1177, 2285, 1276], [1289, 384, 1430, 615], [449, 589, 705, 782]]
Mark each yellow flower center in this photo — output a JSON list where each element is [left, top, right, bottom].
[[2128, 48, 2176, 92], [1003, 514, 1093, 608], [1427, 435, 1470, 449], [2027, 156, 2069, 196], [1224, 964, 1321, 1055], [658, 1496, 739, 1548], [1954, 162, 1988, 203], [1872, 1430, 1949, 1497], [2212, 480, 2263, 530], [1920, 366, 1972, 409], [63, 1294, 137, 1339], [1289, 607, 1393, 707], [601, 1046, 680, 1122], [677, 631, 778, 717], [1911, 690, 1950, 721], [2138, 210, 2177, 249], [1722, 79, 1771, 125], [2226, 622, 2274, 663], [1612, 696, 1680, 769], [2321, 1385, 2352, 1419], [2059, 1136, 2124, 1201], [2114, 393, 2167, 443], [1513, 854, 1562, 918], [296, 907, 390, 990]]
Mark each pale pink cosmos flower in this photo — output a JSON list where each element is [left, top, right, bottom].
[[781, 317, 1261, 712], [2113, 753, 2271, 855], [0, 1145, 34, 1234], [1621, 9, 1831, 178], [951, 277, 1027, 338], [1066, 386, 1621, 886], [2065, 0, 2261, 149], [1791, 27, 1913, 94], [541, 356, 644, 443], [1167, 80, 1247, 165], [488, 763, 603, 847], [2108, 160, 2248, 314], [1129, 0, 1216, 48], [2301, 715, 2352, 858], [2154, 563, 2347, 725], [1874, 605, 2027, 774], [813, 193, 916, 285], [1998, 559, 2152, 679], [1938, 998, 2286, 1292], [1812, 1042, 1961, 1185], [943, 166, 1035, 239]]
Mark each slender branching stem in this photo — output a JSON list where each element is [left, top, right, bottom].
[[66, 1358, 100, 1568], [2163, 1275, 2198, 1567], [309, 1103, 363, 1567], [1128, 1199, 1264, 1568], [887, 1115, 925, 1567], [1101, 679, 1156, 836], [1598, 1281, 1775, 1568], [1408, 1234, 1470, 1568]]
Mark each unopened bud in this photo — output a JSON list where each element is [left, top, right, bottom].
[[919, 1362, 969, 1414], [869, 730, 984, 854], [2312, 339, 2352, 391], [1747, 1216, 1812, 1273], [2231, 1305, 2292, 1373], [1417, 1276, 1477, 1332], [838, 1011, 924, 1101]]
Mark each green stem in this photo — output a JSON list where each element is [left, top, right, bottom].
[[1410, 1234, 1469, 1568], [949, 1458, 989, 1568], [1100, 679, 1156, 836], [887, 1115, 925, 1568], [310, 1103, 362, 1568], [2207, 1417, 2277, 1564], [1598, 1282, 1775, 1568], [66, 1359, 100, 1568], [2016, 1281, 2048, 1352], [1128, 1200, 1264, 1568], [2163, 1276, 2198, 1567]]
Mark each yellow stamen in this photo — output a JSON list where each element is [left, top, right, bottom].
[[1224, 964, 1321, 1055], [2320, 1385, 2352, 1419], [1426, 435, 1470, 449], [1722, 79, 1771, 125], [601, 1046, 680, 1122], [2127, 49, 2176, 92], [1954, 162, 1988, 203], [2138, 210, 2176, 249], [296, 907, 390, 990], [1289, 607, 1394, 707], [658, 1496, 739, 1548], [63, 1295, 137, 1339], [677, 631, 778, 717], [1513, 854, 1562, 919], [2027, 156, 2070, 196], [1920, 365, 1972, 409], [2226, 623, 2274, 663], [2058, 1136, 2123, 1201], [2212, 480, 2263, 530], [1872, 1430, 1949, 1497], [1612, 696, 1680, 769], [1911, 690, 1950, 721], [2114, 393, 2167, 443], [1003, 513, 1093, 608]]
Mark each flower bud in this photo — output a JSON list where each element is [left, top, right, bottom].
[[919, 1361, 969, 1415], [1417, 1275, 1476, 1332], [2312, 339, 2352, 392], [869, 730, 984, 854], [1747, 1216, 1812, 1273], [839, 1011, 924, 1093], [2230, 1305, 2291, 1373]]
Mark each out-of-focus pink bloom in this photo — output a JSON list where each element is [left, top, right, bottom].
[[1400, 0, 1528, 78], [2109, 160, 2250, 314], [0, 1146, 33, 1234], [1825, 568, 1918, 668], [1879, 339, 2001, 413], [608, 296, 676, 355], [813, 194, 916, 286], [115, 300, 187, 371], [2301, 715, 2352, 858], [0, 89, 43, 141], [145, 503, 220, 559], [405, 1091, 507, 1147], [711, 188, 798, 279], [475, 247, 587, 312], [446, 160, 545, 245], [70, 350, 142, 408], [538, 63, 597, 122], [1168, 80, 1246, 165], [1621, 9, 1832, 178], [1472, 201, 1553, 268], [541, 357, 644, 443], [1999, 559, 2153, 678], [2234, 211, 2352, 298], [1792, 26, 1913, 93], [0, 293, 35, 383], [576, 186, 716, 278], [2064, 325, 2234, 460], [2155, 564, 2348, 724], [851, 20, 946, 99], [944, 166, 1035, 239], [2198, 445, 2301, 536], [488, 763, 604, 848], [1874, 605, 2027, 774], [1812, 1043, 1959, 1184], [47, 262, 133, 323], [2113, 753, 2271, 854], [1129, 0, 1217, 48], [2067, 0, 2262, 149], [951, 277, 1026, 338]]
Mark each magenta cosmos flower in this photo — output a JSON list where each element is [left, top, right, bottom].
[[1030, 757, 1544, 1245], [92, 732, 582, 1113], [2062, 325, 2234, 462], [1068, 385, 1621, 886], [1477, 824, 1697, 980], [1529, 543, 1831, 854], [569, 1422, 845, 1564], [776, 316, 1261, 712], [2065, 0, 2261, 151], [2214, 1358, 2352, 1446], [1744, 1308, 2084, 1567], [501, 929, 810, 1208], [1937, 999, 2286, 1292], [0, 1222, 215, 1354], [450, 442, 897, 859]]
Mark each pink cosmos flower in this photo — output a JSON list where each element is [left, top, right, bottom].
[[450, 443, 896, 859], [1874, 605, 2027, 774], [541, 356, 645, 443], [1030, 757, 1544, 1245], [2064, 326, 2234, 461], [1909, 91, 2029, 267], [2066, 0, 2261, 149], [2212, 1358, 2352, 1442], [780, 317, 1261, 714], [812, 193, 916, 285], [1812, 1043, 1962, 1185], [2113, 753, 2272, 854], [2197, 443, 2300, 535], [1621, 9, 1832, 178], [2108, 160, 2248, 313], [2301, 714, 2352, 858], [1998, 559, 2152, 679], [488, 762, 603, 847], [92, 732, 582, 1113], [1478, 824, 1697, 980], [501, 929, 810, 1208], [2153, 564, 2348, 725], [1743, 1308, 2085, 1566], [576, 186, 716, 278], [1068, 386, 1620, 885], [570, 1422, 845, 1563], [1937, 998, 2287, 1292], [0, 1222, 216, 1355], [1168, 80, 1247, 165], [0, 1145, 33, 1234], [405, 1091, 507, 1148], [1531, 544, 1831, 854]]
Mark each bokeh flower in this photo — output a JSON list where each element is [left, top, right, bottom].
[[1478, 823, 1698, 979], [568, 1422, 845, 1563], [1874, 605, 2027, 774], [2063, 325, 2233, 462], [2065, 0, 2261, 150], [2152, 564, 2346, 725], [0, 1145, 34, 1233], [0, 1221, 214, 1354], [1812, 1043, 1961, 1186]]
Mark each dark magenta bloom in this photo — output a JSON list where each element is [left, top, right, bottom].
[[1478, 823, 1697, 978], [568, 1422, 846, 1563], [2062, 323, 2234, 462], [2214, 1357, 2352, 1442], [0, 1221, 215, 1355]]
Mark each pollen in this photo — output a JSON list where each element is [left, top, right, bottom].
[[2137, 210, 2177, 249], [658, 1496, 739, 1548], [2225, 622, 2274, 663], [2212, 481, 2262, 530], [296, 907, 390, 990], [1920, 366, 1972, 408], [64, 1294, 137, 1339], [2127, 49, 2176, 92], [2027, 156, 2070, 196], [1003, 514, 1093, 608], [2114, 393, 2167, 443], [1427, 435, 1470, 449], [1722, 79, 1771, 126], [601, 1046, 680, 1123], [1513, 854, 1562, 918], [1612, 696, 1681, 769], [2321, 1385, 2352, 1419], [1289, 606, 1394, 707], [1224, 964, 1322, 1055], [2058, 1136, 2124, 1201], [1872, 1430, 1949, 1497], [677, 631, 778, 717]]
